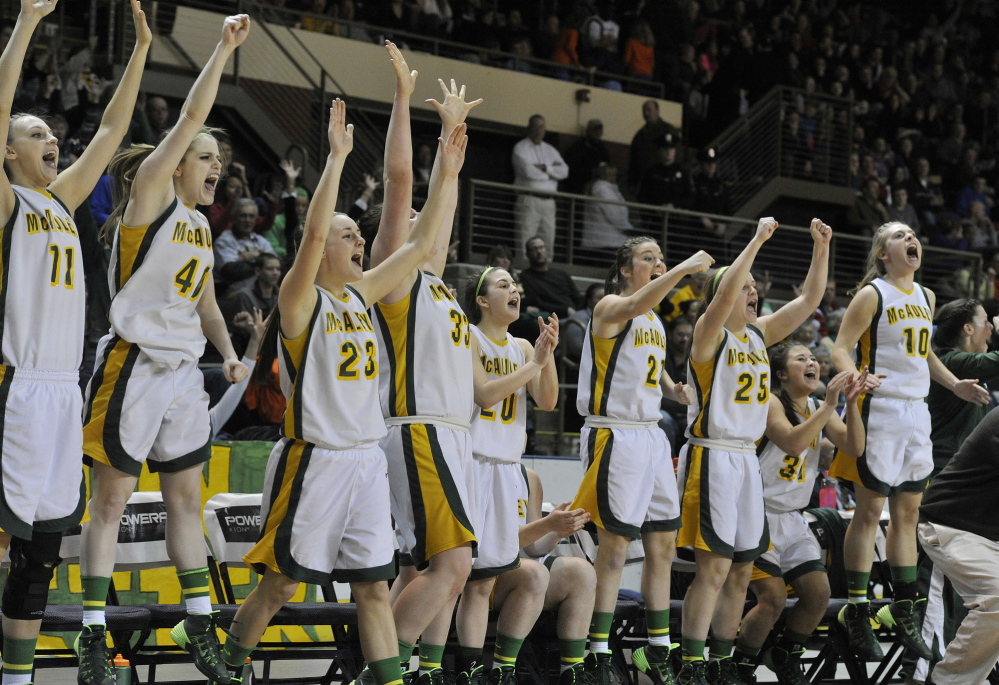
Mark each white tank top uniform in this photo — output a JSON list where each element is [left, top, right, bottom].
[[371, 271, 477, 567], [570, 312, 680, 540], [245, 284, 396, 584], [83, 197, 216, 476], [677, 324, 771, 561], [468, 326, 529, 577], [0, 186, 86, 536], [753, 398, 825, 580], [830, 277, 934, 493]]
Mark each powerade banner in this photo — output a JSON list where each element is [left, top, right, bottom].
[[34, 442, 339, 650]]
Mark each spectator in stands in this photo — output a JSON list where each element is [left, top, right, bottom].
[[580, 0, 623, 78], [562, 119, 610, 195], [263, 159, 305, 256], [661, 318, 693, 457], [637, 133, 691, 209], [511, 114, 568, 260], [909, 157, 946, 228], [300, 0, 337, 34], [932, 217, 970, 252], [665, 271, 708, 324], [563, 283, 604, 365], [412, 141, 434, 203], [956, 176, 995, 218], [336, 0, 371, 42], [486, 244, 514, 272], [623, 19, 655, 80], [146, 95, 171, 139], [519, 237, 583, 321], [691, 146, 731, 256], [369, 0, 414, 44], [416, 0, 453, 37], [963, 200, 999, 253], [222, 254, 282, 356], [504, 36, 534, 74], [208, 168, 250, 237], [847, 178, 890, 235], [888, 185, 921, 235], [582, 164, 633, 250], [214, 198, 278, 286], [629, 100, 678, 192]]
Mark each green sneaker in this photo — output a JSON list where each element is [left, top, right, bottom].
[[877, 599, 932, 661], [584, 651, 615, 685], [762, 645, 808, 685], [75, 624, 114, 685], [632, 644, 676, 685], [837, 602, 884, 662], [675, 661, 710, 685], [706, 657, 748, 685], [170, 613, 231, 684]]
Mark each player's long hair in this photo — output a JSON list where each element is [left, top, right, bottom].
[[932, 298, 982, 351], [251, 311, 282, 386], [605, 235, 658, 294], [768, 342, 805, 426], [851, 221, 908, 295], [100, 127, 227, 246], [465, 266, 494, 325]]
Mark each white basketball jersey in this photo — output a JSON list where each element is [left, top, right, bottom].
[[2, 186, 84, 370], [107, 198, 213, 368], [279, 285, 385, 449], [470, 326, 527, 462], [854, 278, 931, 400], [576, 311, 667, 422], [758, 398, 820, 512], [372, 271, 475, 423], [687, 325, 770, 443]]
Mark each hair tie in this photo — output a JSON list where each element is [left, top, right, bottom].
[[475, 267, 495, 297], [709, 266, 729, 299]]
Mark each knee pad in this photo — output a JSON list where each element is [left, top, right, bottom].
[[2, 532, 63, 620]]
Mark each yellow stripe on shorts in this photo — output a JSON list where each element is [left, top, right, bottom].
[[83, 337, 135, 466], [244, 440, 308, 574], [676, 444, 710, 551], [570, 428, 612, 531]]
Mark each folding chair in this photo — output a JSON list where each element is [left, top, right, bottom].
[[203, 493, 365, 685]]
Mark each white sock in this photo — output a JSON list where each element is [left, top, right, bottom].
[[82, 610, 106, 626], [2, 673, 32, 685], [185, 596, 213, 615], [648, 635, 671, 647], [589, 641, 609, 654], [848, 596, 870, 604]]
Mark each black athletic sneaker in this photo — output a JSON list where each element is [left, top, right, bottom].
[[632, 644, 676, 685], [734, 660, 758, 685], [75, 624, 114, 685], [837, 602, 884, 662], [486, 665, 517, 685], [675, 661, 710, 685], [417, 668, 448, 685], [558, 662, 593, 685], [707, 657, 748, 685], [763, 645, 809, 685], [171, 613, 231, 684], [455, 664, 485, 685], [877, 599, 933, 661], [584, 651, 615, 685]]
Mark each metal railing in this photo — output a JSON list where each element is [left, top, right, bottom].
[[238, 2, 664, 98], [463, 179, 983, 302], [708, 86, 854, 211]]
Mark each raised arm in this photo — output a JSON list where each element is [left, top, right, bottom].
[[424, 78, 481, 277], [690, 217, 777, 363], [357, 124, 468, 306], [50, 0, 151, 212], [470, 319, 556, 409], [757, 219, 831, 345], [279, 100, 352, 338], [593, 250, 713, 329], [126, 14, 250, 225], [0, 0, 59, 222], [369, 41, 416, 268]]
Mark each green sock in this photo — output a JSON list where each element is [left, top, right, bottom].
[[708, 636, 734, 660], [418, 642, 445, 672], [398, 639, 416, 670], [588, 611, 614, 652], [2, 636, 36, 680], [493, 633, 524, 669], [891, 566, 920, 601], [177, 567, 212, 613], [681, 638, 705, 662], [559, 639, 586, 669], [645, 608, 671, 646], [776, 629, 811, 652], [82, 575, 111, 624], [733, 641, 760, 662], [846, 570, 870, 603], [370, 657, 405, 685], [222, 635, 255, 671]]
